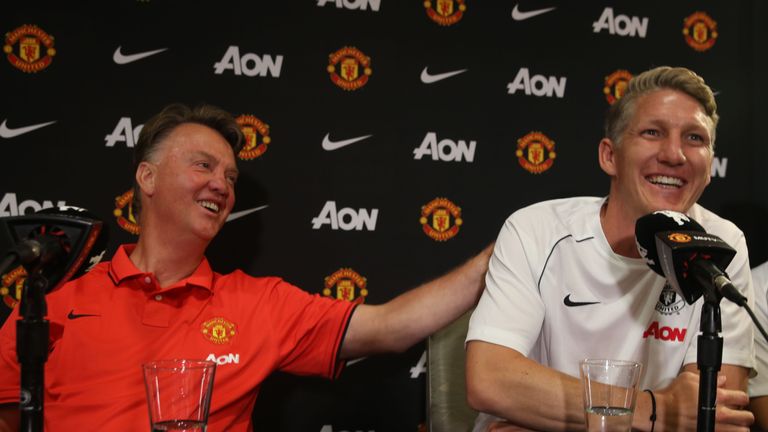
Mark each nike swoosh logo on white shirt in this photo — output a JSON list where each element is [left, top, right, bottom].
[[113, 46, 168, 65], [226, 205, 269, 222], [322, 134, 372, 151], [420, 67, 468, 84], [511, 4, 556, 21], [0, 119, 57, 138]]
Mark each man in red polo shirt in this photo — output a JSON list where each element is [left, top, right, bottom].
[[0, 104, 492, 431]]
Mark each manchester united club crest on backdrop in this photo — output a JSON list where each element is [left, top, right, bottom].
[[327, 46, 372, 91], [683, 11, 718, 52], [420, 197, 462, 241], [323, 268, 368, 303], [236, 114, 271, 160], [424, 0, 466, 26], [603, 69, 633, 105], [516, 131, 556, 174], [4, 24, 55, 73]]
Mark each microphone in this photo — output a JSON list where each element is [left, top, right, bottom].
[[0, 206, 108, 293], [635, 210, 744, 305]]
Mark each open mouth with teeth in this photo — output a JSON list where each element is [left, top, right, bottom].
[[646, 175, 685, 189], [198, 200, 220, 214]]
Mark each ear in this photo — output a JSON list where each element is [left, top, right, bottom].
[[135, 161, 157, 197], [598, 138, 618, 176]]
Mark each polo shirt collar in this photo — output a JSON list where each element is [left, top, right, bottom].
[[108, 244, 215, 292]]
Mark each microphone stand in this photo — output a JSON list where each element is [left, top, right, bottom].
[[16, 273, 49, 432], [695, 284, 722, 432]]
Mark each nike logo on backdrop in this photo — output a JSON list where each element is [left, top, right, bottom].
[[420, 67, 467, 84], [67, 310, 100, 320], [113, 46, 168, 65], [0, 119, 57, 138], [563, 294, 600, 307], [322, 133, 372, 151], [511, 4, 556, 21], [226, 205, 269, 222]]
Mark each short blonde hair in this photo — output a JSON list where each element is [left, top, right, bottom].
[[604, 66, 718, 149]]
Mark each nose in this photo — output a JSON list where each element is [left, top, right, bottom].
[[657, 135, 686, 166], [208, 171, 231, 197]]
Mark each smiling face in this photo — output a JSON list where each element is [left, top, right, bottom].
[[137, 123, 239, 243], [599, 89, 714, 220]]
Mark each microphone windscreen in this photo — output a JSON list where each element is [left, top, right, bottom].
[[635, 210, 705, 275], [35, 206, 109, 289]]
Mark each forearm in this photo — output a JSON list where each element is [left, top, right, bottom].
[[466, 341, 585, 431], [341, 244, 491, 358]]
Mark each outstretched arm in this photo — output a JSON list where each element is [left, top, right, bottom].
[[339, 243, 492, 359]]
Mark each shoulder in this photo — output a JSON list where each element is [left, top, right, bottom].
[[689, 204, 745, 244], [504, 196, 602, 240]]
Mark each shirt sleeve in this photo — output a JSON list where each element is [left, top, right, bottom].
[[265, 279, 357, 379], [466, 215, 546, 357], [750, 262, 768, 396]]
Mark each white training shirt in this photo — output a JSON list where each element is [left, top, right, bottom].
[[749, 260, 768, 397], [468, 197, 755, 429]]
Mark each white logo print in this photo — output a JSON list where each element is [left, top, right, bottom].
[[112, 46, 168, 65], [0, 119, 56, 139], [105, 117, 143, 148], [592, 7, 649, 38], [322, 133, 372, 151], [317, 0, 381, 11], [0, 193, 66, 217], [507, 67, 567, 98], [413, 132, 476, 162], [311, 201, 378, 231], [206, 353, 240, 365], [420, 67, 467, 84], [511, 4, 556, 21], [226, 205, 269, 223], [213, 46, 283, 77]]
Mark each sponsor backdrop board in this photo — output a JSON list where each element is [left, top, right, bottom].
[[1, 1, 767, 431]]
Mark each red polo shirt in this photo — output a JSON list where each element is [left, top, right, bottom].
[[0, 244, 356, 431]]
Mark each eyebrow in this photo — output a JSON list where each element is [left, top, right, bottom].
[[189, 150, 240, 176]]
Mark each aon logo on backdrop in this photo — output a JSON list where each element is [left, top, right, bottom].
[[312, 201, 378, 231], [105, 117, 143, 148], [0, 193, 66, 216], [593, 7, 649, 38], [214, 46, 283, 77], [413, 132, 476, 162], [316, 0, 380, 11], [507, 67, 566, 98]]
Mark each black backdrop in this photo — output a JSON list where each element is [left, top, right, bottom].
[[2, 1, 767, 431]]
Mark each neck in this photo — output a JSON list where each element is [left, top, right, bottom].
[[600, 198, 641, 258], [129, 219, 208, 288]]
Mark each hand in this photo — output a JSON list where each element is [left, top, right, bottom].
[[654, 372, 753, 431]]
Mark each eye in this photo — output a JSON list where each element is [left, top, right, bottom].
[[196, 161, 211, 169], [641, 129, 660, 137], [227, 175, 238, 185]]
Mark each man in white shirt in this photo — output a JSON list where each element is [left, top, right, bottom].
[[466, 66, 756, 431]]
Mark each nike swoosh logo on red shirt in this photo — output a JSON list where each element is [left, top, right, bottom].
[[67, 309, 101, 319]]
